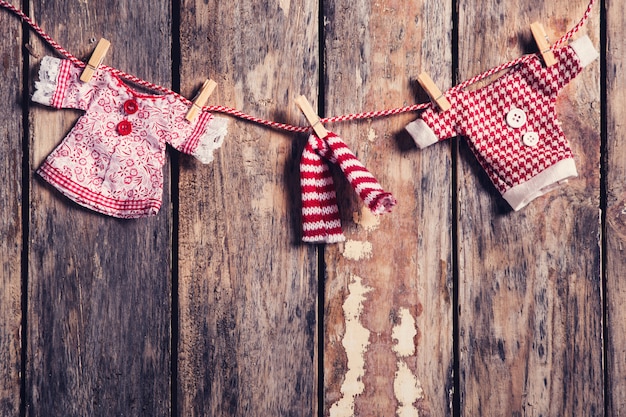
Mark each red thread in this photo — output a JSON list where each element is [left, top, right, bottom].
[[0, 0, 594, 133]]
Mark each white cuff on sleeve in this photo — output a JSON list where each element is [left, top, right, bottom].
[[570, 35, 599, 68], [405, 119, 439, 149]]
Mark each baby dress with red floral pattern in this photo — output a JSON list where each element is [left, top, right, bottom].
[[32, 56, 228, 218]]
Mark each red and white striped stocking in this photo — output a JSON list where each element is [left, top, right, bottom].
[[300, 132, 396, 243]]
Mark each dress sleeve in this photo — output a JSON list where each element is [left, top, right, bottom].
[[32, 56, 98, 111], [185, 114, 228, 164], [165, 100, 228, 164], [405, 104, 458, 149]]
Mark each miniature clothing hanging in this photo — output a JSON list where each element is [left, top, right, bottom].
[[405, 35, 598, 210], [300, 132, 397, 243], [32, 56, 228, 218]]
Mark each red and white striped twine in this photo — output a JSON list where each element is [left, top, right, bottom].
[[0, 0, 594, 134]]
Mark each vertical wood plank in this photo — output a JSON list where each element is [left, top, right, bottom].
[[456, 0, 602, 415], [322, 1, 454, 416], [177, 1, 319, 415], [0, 1, 23, 415], [605, 0, 626, 413], [27, 1, 173, 415]]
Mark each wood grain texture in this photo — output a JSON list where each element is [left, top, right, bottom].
[[26, 1, 173, 416], [605, 0, 626, 413], [322, 1, 454, 416], [176, 1, 319, 416], [0, 0, 22, 415], [456, 0, 603, 415], [0, 1, 618, 415]]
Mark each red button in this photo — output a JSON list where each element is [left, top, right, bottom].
[[123, 99, 138, 115], [117, 120, 132, 136]]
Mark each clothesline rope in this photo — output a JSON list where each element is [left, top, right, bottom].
[[0, 0, 594, 133]]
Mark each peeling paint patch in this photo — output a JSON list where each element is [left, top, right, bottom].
[[353, 207, 380, 232], [394, 362, 424, 417], [278, 0, 290, 17], [392, 308, 417, 357], [329, 275, 372, 417], [342, 240, 373, 261], [367, 127, 377, 142], [393, 308, 423, 417]]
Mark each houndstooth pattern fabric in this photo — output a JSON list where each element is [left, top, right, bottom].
[[406, 36, 598, 210], [300, 132, 396, 243]]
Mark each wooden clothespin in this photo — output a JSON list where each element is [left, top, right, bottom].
[[185, 79, 217, 121], [295, 95, 328, 138], [417, 72, 451, 112], [80, 38, 111, 82], [530, 22, 557, 67]]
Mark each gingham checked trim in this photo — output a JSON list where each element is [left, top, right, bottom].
[[179, 111, 214, 155], [50, 59, 72, 108], [38, 162, 161, 217], [0, 0, 595, 132]]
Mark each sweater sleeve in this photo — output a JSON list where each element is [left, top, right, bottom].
[[32, 56, 100, 111], [551, 35, 599, 93], [405, 103, 458, 149]]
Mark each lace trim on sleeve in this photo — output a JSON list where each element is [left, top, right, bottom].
[[32, 56, 62, 106], [192, 116, 228, 164]]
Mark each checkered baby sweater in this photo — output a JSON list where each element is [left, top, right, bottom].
[[405, 35, 598, 210]]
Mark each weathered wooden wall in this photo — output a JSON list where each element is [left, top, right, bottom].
[[322, 1, 453, 416], [176, 1, 318, 415], [0, 1, 22, 416], [456, 1, 602, 415], [606, 0, 626, 414], [0, 0, 618, 416], [27, 1, 174, 416]]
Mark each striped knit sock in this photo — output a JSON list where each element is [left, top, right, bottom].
[[300, 132, 396, 243]]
